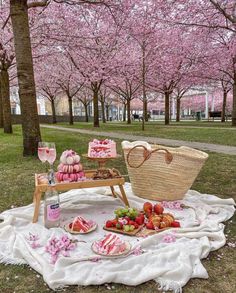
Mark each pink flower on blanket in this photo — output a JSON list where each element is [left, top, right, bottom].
[[162, 234, 176, 243], [26, 233, 41, 249], [131, 245, 143, 256], [161, 201, 183, 210], [45, 234, 77, 264], [90, 256, 102, 262]]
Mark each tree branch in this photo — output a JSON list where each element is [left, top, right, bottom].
[[27, 0, 50, 9], [209, 0, 236, 24]]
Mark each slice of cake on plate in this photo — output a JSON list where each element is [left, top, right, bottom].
[[88, 139, 117, 158], [69, 216, 95, 233], [93, 233, 128, 255]]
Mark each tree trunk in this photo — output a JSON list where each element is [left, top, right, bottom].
[[123, 103, 126, 122], [144, 98, 148, 122], [51, 99, 57, 124], [1, 70, 13, 133], [127, 99, 131, 124], [68, 95, 73, 125], [93, 84, 99, 127], [176, 98, 181, 122], [84, 103, 89, 122], [101, 99, 106, 123], [232, 72, 236, 127], [164, 91, 170, 125], [221, 91, 227, 123], [0, 78, 4, 128], [106, 104, 109, 121], [10, 0, 41, 155]]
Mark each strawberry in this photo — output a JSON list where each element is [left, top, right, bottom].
[[105, 220, 113, 228], [135, 216, 144, 225], [146, 221, 154, 230], [138, 213, 145, 220], [145, 211, 152, 219], [146, 221, 155, 230], [69, 223, 72, 229], [111, 219, 118, 226], [133, 223, 139, 229], [154, 204, 164, 215], [171, 221, 181, 228], [128, 220, 136, 226]]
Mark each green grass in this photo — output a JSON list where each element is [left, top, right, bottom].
[[0, 126, 235, 293], [57, 121, 236, 146]]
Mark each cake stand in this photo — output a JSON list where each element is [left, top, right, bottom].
[[82, 155, 122, 180]]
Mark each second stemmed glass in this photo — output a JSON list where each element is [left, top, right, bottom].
[[38, 142, 48, 164], [46, 142, 57, 168]]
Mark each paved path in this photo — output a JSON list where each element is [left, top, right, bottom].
[[41, 124, 236, 155]]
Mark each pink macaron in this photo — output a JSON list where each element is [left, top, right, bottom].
[[66, 156, 74, 165], [62, 164, 68, 173], [63, 173, 70, 181]]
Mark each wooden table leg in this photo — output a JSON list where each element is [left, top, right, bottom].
[[118, 185, 130, 207], [33, 189, 42, 223], [110, 186, 117, 198]]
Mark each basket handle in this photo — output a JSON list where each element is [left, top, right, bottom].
[[126, 145, 173, 168]]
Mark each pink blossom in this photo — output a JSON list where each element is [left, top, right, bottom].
[[45, 234, 77, 264], [30, 241, 41, 249], [162, 234, 176, 243], [90, 256, 102, 262], [161, 201, 183, 211], [131, 245, 143, 256]]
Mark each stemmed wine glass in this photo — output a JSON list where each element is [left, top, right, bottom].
[[38, 142, 57, 182], [38, 142, 48, 164], [46, 142, 57, 169]]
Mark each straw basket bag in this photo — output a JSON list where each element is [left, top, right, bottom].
[[122, 141, 208, 201]]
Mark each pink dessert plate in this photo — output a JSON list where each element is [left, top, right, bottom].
[[64, 221, 97, 235], [91, 240, 131, 257]]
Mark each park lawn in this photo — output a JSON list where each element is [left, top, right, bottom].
[[58, 121, 236, 146], [0, 125, 235, 293]]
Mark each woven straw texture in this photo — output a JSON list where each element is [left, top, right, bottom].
[[123, 144, 208, 201]]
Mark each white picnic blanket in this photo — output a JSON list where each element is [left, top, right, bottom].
[[0, 183, 235, 292]]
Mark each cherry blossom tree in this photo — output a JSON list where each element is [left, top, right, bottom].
[[74, 87, 93, 122], [0, 40, 14, 134], [0, 3, 15, 133], [35, 61, 61, 124], [164, 0, 236, 126], [99, 86, 113, 123]]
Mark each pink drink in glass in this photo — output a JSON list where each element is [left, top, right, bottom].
[[47, 148, 57, 165], [38, 147, 47, 163]]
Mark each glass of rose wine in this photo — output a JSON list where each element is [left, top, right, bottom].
[[46, 142, 57, 168], [38, 142, 48, 163]]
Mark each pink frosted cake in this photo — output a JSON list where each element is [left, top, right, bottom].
[[93, 233, 127, 255], [69, 216, 95, 233], [88, 139, 117, 158]]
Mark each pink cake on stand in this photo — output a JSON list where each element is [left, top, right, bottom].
[[88, 139, 117, 158]]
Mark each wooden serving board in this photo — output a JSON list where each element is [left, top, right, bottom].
[[136, 226, 176, 237], [103, 225, 144, 236]]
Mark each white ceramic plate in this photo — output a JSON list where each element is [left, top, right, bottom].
[[64, 222, 97, 234], [91, 240, 131, 257]]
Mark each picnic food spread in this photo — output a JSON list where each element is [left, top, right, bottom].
[[104, 202, 180, 236], [38, 140, 195, 255]]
